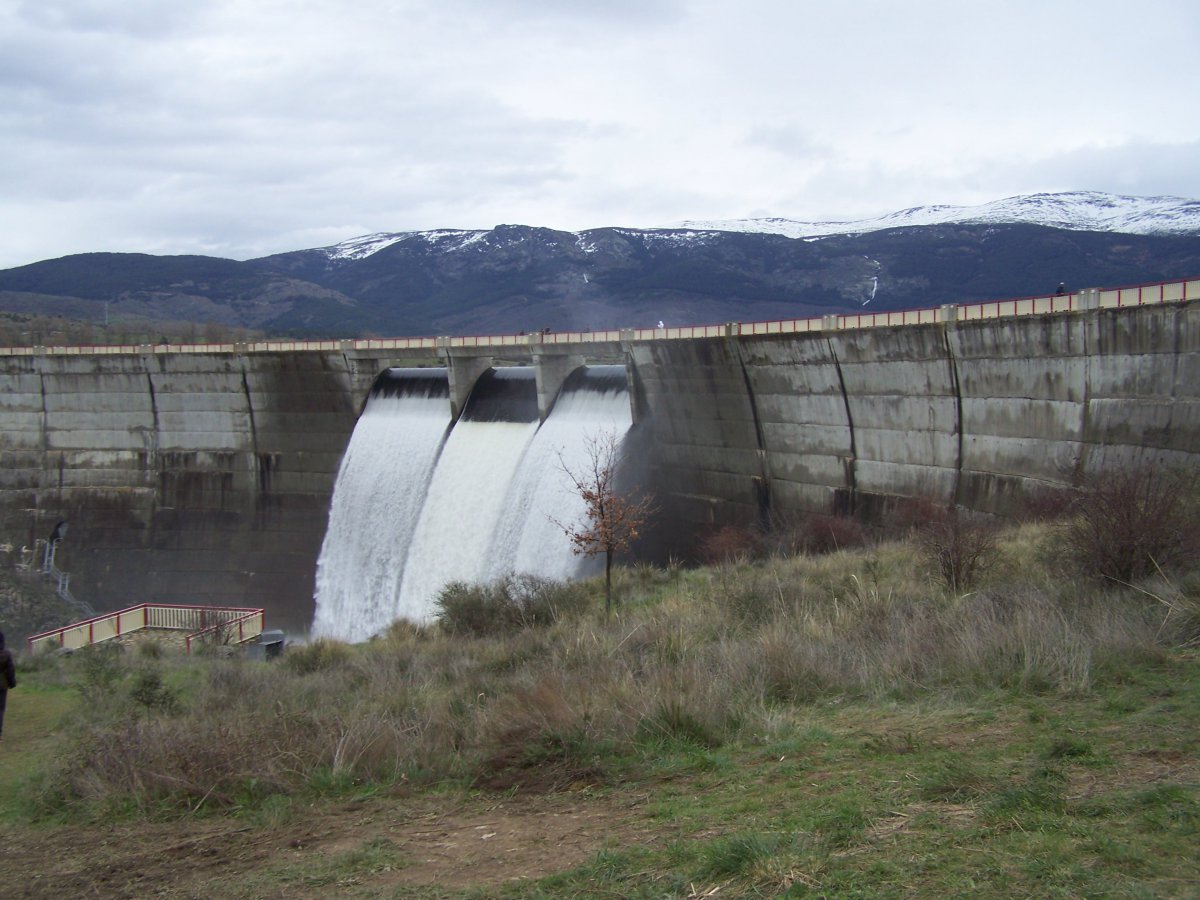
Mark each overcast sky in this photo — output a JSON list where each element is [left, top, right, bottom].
[[2, 0, 1197, 269]]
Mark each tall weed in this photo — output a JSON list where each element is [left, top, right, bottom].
[[19, 529, 1194, 820]]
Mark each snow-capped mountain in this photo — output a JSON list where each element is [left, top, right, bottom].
[[2, 192, 1196, 339], [675, 192, 1200, 240], [314, 192, 1200, 264], [323, 229, 490, 261]]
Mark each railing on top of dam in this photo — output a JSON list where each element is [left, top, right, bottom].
[[1, 276, 1195, 358]]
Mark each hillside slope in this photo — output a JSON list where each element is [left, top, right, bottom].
[[1, 193, 1198, 339]]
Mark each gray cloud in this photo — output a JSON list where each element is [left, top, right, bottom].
[[1, 0, 1197, 268], [997, 140, 1200, 200]]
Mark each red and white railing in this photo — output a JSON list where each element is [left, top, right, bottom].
[[26, 603, 265, 655]]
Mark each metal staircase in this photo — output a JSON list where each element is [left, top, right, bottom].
[[39, 537, 95, 618]]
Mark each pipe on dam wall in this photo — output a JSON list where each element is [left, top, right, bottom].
[[0, 301, 1195, 632]]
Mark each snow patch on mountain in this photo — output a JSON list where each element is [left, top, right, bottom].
[[421, 230, 488, 250], [321, 228, 492, 260], [322, 232, 413, 260], [315, 192, 1200, 262], [677, 192, 1200, 239]]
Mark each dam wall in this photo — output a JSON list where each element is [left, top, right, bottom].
[[630, 300, 1199, 556], [0, 288, 1195, 633]]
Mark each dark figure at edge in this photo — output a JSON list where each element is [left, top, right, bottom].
[[0, 631, 15, 741]]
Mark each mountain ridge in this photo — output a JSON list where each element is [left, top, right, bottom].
[[309, 191, 1200, 264], [674, 191, 1200, 240], [1, 193, 1197, 340]]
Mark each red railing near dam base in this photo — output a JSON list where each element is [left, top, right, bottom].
[[26, 603, 265, 655], [0, 277, 1194, 358]]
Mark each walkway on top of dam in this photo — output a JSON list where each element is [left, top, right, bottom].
[[1, 276, 1195, 360]]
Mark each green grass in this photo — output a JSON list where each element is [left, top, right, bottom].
[[0, 683, 79, 822], [2, 652, 1198, 896], [490, 678, 1200, 898], [242, 836, 409, 893], [1, 520, 1198, 895]]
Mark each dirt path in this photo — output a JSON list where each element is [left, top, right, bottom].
[[0, 788, 661, 898]]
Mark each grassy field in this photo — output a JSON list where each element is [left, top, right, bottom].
[[0, 517, 1197, 897]]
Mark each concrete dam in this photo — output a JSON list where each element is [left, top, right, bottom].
[[0, 279, 1196, 635]]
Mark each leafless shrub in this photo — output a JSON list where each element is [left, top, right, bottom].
[[919, 509, 1002, 594], [758, 512, 870, 558], [802, 514, 869, 555], [1063, 464, 1200, 584], [700, 524, 763, 565]]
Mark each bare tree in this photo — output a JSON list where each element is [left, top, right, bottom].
[[555, 430, 654, 615], [1064, 464, 1199, 584]]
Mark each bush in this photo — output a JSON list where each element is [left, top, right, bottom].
[[699, 525, 763, 564], [129, 668, 181, 715], [757, 512, 870, 558], [919, 509, 1001, 594], [436, 574, 591, 637], [75, 643, 126, 699], [283, 638, 355, 675], [1064, 464, 1200, 584], [797, 514, 868, 555]]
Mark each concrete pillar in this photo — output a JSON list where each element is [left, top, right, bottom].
[[725, 322, 741, 337], [821, 315, 841, 331], [532, 353, 587, 421], [443, 354, 493, 421], [1078, 288, 1101, 311], [938, 304, 959, 323]]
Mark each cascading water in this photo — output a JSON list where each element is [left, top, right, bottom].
[[486, 365, 633, 582], [312, 364, 636, 640], [393, 368, 541, 622], [311, 369, 450, 642]]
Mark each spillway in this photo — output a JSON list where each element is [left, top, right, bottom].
[[312, 364, 635, 640], [393, 368, 541, 622], [486, 365, 633, 582], [311, 369, 450, 642]]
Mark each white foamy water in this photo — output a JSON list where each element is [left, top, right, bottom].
[[395, 419, 540, 621], [486, 367, 633, 582], [311, 382, 449, 642], [312, 365, 635, 638]]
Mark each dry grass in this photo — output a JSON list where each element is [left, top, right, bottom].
[[19, 518, 1199, 820]]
